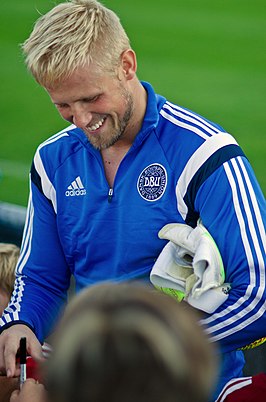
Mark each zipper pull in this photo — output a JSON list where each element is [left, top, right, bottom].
[[108, 188, 113, 203]]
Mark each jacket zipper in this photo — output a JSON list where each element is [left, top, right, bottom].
[[108, 188, 113, 203]]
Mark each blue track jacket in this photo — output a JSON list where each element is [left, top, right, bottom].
[[1, 82, 265, 399]]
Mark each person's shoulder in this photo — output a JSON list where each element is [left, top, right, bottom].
[[155, 100, 243, 176], [216, 373, 266, 401], [34, 125, 85, 164], [158, 100, 226, 138], [31, 125, 88, 182], [157, 100, 241, 153], [37, 124, 82, 151]]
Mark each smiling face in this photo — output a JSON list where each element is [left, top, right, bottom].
[[46, 60, 136, 150]]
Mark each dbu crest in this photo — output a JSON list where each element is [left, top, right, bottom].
[[137, 163, 167, 201]]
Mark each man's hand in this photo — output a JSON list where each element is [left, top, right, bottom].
[[0, 325, 44, 377], [10, 379, 47, 402]]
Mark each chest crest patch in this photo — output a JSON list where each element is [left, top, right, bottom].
[[137, 163, 167, 202]]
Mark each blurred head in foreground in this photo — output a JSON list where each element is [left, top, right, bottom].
[[45, 282, 217, 402]]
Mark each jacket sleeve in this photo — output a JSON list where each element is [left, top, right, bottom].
[[0, 166, 71, 342], [194, 155, 266, 353]]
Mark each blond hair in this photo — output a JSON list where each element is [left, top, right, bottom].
[[0, 243, 20, 296], [22, 0, 130, 87], [45, 283, 217, 402]]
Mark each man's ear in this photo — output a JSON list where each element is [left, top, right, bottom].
[[119, 49, 137, 81]]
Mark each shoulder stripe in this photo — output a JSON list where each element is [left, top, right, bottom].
[[166, 101, 222, 134], [164, 101, 221, 136], [160, 109, 210, 140], [34, 130, 73, 213], [201, 157, 266, 341], [215, 377, 252, 402], [0, 128, 74, 329], [33, 150, 57, 213], [30, 161, 44, 196], [10, 130, 72, 281], [19, 189, 33, 255], [2, 194, 35, 323], [176, 133, 238, 221], [33, 131, 72, 214], [40, 125, 73, 146], [16, 190, 34, 275], [38, 131, 69, 150], [184, 145, 246, 226], [238, 157, 266, 254]]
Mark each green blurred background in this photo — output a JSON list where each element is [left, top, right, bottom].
[[0, 0, 265, 207]]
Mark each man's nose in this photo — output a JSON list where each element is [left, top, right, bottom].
[[72, 106, 92, 129]]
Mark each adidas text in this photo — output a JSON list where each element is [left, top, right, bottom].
[[65, 189, 87, 197]]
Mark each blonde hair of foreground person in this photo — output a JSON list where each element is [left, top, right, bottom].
[[44, 283, 218, 402], [22, 0, 130, 88], [0, 243, 20, 315]]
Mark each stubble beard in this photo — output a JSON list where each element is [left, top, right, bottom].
[[85, 89, 134, 151]]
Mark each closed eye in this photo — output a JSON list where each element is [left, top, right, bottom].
[[82, 95, 100, 103]]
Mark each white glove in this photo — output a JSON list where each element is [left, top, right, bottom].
[[150, 221, 231, 313]]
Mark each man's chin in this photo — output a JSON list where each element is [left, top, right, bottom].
[[87, 132, 123, 151]]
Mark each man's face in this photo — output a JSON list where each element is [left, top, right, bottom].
[[46, 64, 134, 150]]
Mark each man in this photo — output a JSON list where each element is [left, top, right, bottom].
[[0, 0, 265, 399]]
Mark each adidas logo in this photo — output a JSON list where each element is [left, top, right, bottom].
[[65, 176, 87, 197]]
